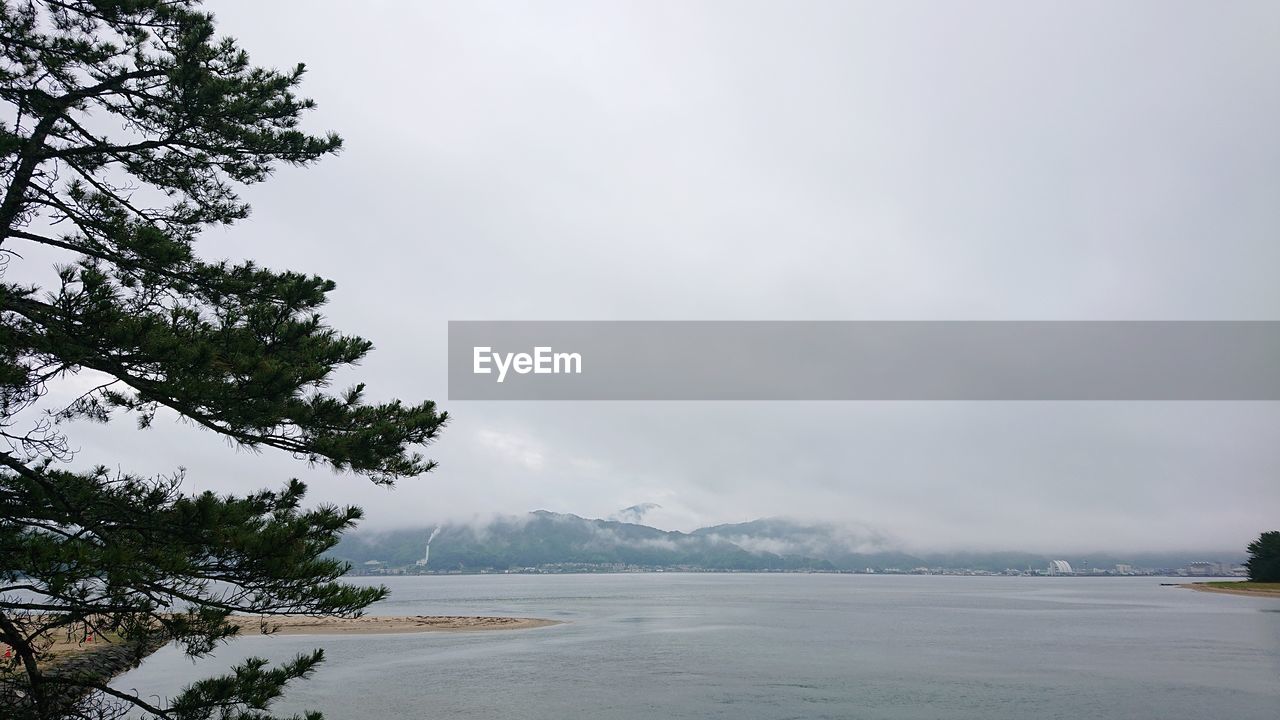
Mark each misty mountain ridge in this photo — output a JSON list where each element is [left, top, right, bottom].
[[331, 511, 1244, 573]]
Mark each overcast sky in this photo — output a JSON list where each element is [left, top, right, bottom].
[[34, 1, 1280, 552]]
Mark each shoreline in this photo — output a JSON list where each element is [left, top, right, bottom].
[[229, 615, 561, 635], [1184, 583, 1280, 598]]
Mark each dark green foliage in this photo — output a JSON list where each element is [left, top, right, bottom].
[[1245, 531, 1280, 582], [0, 2, 446, 718]]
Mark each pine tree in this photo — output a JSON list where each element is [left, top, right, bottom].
[[1245, 531, 1279, 583], [0, 2, 447, 717]]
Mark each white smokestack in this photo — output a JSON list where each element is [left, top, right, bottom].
[[416, 526, 441, 567]]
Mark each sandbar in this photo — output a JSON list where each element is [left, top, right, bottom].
[[229, 615, 560, 635], [1184, 583, 1280, 598]]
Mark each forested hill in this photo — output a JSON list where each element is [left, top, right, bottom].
[[333, 511, 831, 571], [330, 511, 1242, 573]]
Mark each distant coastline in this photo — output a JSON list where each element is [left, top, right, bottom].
[[336, 510, 1247, 578]]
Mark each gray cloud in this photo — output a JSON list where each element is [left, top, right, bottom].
[[22, 1, 1280, 553]]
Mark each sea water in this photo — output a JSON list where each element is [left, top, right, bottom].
[[112, 574, 1280, 719]]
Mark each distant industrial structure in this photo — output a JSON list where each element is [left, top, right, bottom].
[[415, 526, 441, 567], [1046, 560, 1073, 575]]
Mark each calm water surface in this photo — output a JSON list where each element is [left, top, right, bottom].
[[114, 574, 1280, 719]]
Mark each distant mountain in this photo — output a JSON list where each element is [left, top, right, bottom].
[[690, 518, 920, 570], [330, 511, 1245, 573], [333, 511, 828, 572]]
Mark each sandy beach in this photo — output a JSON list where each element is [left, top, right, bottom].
[[1184, 583, 1280, 598], [228, 615, 561, 635]]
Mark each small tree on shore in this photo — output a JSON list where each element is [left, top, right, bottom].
[[0, 2, 446, 718], [1245, 531, 1280, 583]]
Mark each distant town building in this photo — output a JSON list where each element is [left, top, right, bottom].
[[1046, 560, 1073, 575], [1115, 564, 1133, 574]]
